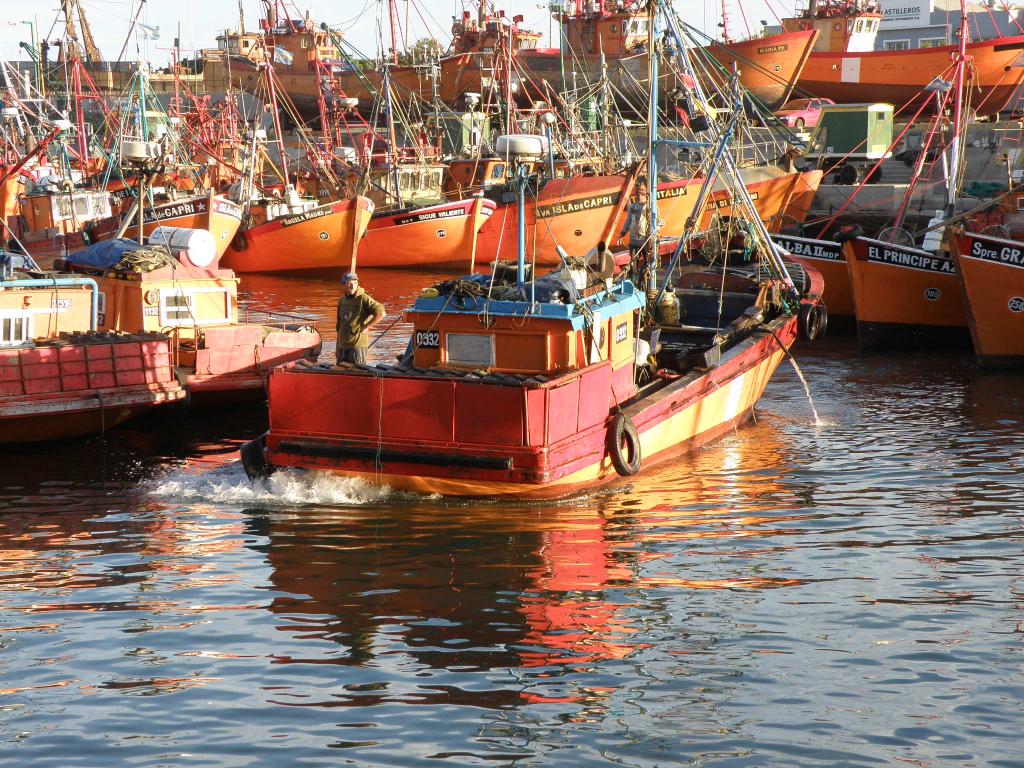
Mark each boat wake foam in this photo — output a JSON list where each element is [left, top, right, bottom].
[[147, 461, 393, 507]]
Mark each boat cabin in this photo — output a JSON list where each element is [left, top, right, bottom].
[[404, 271, 645, 403], [0, 278, 95, 347], [555, 1, 652, 57], [20, 189, 113, 240], [782, 0, 881, 54]]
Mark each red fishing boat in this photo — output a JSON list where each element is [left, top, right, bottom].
[[949, 229, 1024, 367], [0, 271, 184, 442], [842, 235, 969, 349], [782, 1, 1024, 116], [240, 129, 825, 498]]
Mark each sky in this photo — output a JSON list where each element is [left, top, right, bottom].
[[0, 0, 791, 66]]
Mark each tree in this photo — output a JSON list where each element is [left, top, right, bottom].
[[397, 37, 443, 66]]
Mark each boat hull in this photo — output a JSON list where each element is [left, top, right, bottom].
[[478, 175, 648, 265], [0, 387, 183, 444], [701, 169, 824, 232], [702, 30, 818, 110], [257, 315, 796, 499], [773, 234, 853, 320], [92, 194, 243, 258], [843, 236, 970, 349], [0, 333, 185, 443], [222, 197, 374, 273], [798, 36, 1024, 116], [950, 230, 1024, 366], [359, 198, 496, 268]]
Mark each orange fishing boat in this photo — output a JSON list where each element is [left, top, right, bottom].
[[89, 192, 243, 258], [359, 198, 495, 268], [843, 235, 970, 349], [702, 30, 819, 110], [699, 168, 824, 232], [949, 229, 1024, 366], [476, 173, 655, 265], [773, 233, 854, 320], [516, 3, 816, 112], [328, 2, 815, 113], [782, 1, 1024, 116], [221, 196, 375, 273]]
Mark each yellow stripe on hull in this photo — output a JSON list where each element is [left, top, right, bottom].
[[319, 347, 788, 499]]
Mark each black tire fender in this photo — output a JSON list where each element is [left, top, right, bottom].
[[231, 230, 249, 252], [609, 413, 641, 477], [240, 433, 274, 480], [798, 302, 824, 341]]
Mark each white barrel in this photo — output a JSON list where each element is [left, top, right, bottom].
[[921, 210, 945, 253], [149, 226, 217, 268]]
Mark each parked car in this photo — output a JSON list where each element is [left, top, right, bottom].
[[775, 98, 835, 130]]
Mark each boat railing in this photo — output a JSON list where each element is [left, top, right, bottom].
[[236, 302, 319, 330]]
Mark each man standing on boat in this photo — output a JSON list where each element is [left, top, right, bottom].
[[335, 272, 385, 366], [617, 179, 656, 285]]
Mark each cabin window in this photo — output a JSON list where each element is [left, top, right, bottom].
[[400, 173, 410, 191], [1016, 196, 1024, 211], [610, 24, 618, 34], [854, 20, 864, 33], [920, 37, 945, 48], [446, 333, 495, 368], [883, 39, 910, 51], [491, 163, 505, 179], [159, 288, 231, 327], [0, 312, 31, 347]]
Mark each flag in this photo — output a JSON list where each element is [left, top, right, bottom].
[[674, 104, 690, 128], [273, 46, 294, 66], [138, 23, 160, 40]]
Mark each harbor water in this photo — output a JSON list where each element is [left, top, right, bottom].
[[1, 272, 1022, 766]]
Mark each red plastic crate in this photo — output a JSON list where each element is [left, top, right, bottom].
[[0, 382, 24, 396], [25, 378, 63, 394], [113, 342, 142, 358], [140, 340, 167, 355], [115, 370, 146, 386], [22, 363, 61, 380], [58, 346, 85, 362], [22, 347, 60, 364], [117, 356, 144, 372], [86, 344, 113, 360], [88, 373, 116, 389], [60, 374, 89, 390]]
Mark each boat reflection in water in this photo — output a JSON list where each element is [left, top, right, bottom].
[[228, 417, 808, 709]]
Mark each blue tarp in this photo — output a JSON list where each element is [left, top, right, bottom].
[[64, 239, 147, 269]]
